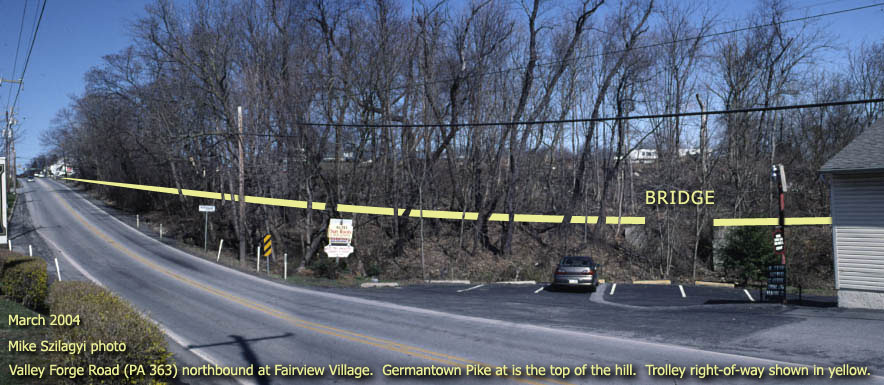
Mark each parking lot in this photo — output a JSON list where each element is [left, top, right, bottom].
[[327, 280, 879, 372]]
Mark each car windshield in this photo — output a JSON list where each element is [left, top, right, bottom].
[[560, 257, 593, 267]]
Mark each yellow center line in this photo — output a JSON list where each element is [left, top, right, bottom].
[[51, 188, 568, 385]]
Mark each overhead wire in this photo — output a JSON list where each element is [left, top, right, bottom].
[[297, 1, 884, 109], [174, 97, 884, 138], [4, 0, 29, 111], [10, 0, 47, 113]]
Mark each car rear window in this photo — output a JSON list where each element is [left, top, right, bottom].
[[560, 257, 593, 266]]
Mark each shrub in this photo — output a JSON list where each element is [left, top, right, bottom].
[[718, 226, 775, 286], [48, 281, 172, 385], [1, 254, 48, 311]]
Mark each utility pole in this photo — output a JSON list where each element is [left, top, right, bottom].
[[4, 108, 18, 189], [237, 106, 246, 267], [2, 79, 22, 189], [769, 164, 788, 304]]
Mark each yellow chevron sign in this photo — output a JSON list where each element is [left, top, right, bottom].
[[263, 234, 272, 257]]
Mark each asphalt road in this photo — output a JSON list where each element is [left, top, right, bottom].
[[17, 178, 884, 385]]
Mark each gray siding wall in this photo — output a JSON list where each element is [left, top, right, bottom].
[[832, 173, 884, 291]]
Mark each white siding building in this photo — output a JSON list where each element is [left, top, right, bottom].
[[821, 120, 884, 309]]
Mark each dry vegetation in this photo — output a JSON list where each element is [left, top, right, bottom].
[[33, 0, 883, 288]]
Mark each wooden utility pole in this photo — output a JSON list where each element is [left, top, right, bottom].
[[237, 106, 246, 267], [2, 79, 22, 188], [4, 108, 18, 189]]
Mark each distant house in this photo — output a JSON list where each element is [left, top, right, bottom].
[[49, 159, 74, 177], [617, 148, 700, 164], [820, 120, 884, 310]]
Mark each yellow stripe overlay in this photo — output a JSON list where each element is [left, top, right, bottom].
[[50, 188, 563, 385], [63, 178, 644, 225], [713, 217, 831, 227]]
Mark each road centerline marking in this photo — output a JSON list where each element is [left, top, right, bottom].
[[48, 184, 565, 385]]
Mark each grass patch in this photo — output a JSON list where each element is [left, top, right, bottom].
[[0, 297, 50, 385], [281, 273, 372, 288]]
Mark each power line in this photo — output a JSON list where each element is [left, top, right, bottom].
[[11, 0, 47, 112], [178, 98, 884, 137], [301, 1, 884, 107], [5, 1, 29, 111]]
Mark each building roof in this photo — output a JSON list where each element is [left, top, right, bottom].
[[821, 119, 884, 173]]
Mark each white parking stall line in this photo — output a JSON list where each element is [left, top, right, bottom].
[[609, 283, 617, 295], [457, 284, 484, 293], [679, 285, 686, 298], [744, 289, 755, 302], [534, 286, 544, 294]]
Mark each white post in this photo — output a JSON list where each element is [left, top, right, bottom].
[[160, 224, 163, 239], [29, 244, 32, 256], [8, 240, 11, 251], [284, 253, 288, 280], [54, 258, 61, 281], [256, 246, 260, 272], [136, 214, 140, 228], [216, 239, 224, 262]]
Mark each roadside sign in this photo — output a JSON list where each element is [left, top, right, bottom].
[[328, 218, 353, 244], [199, 205, 215, 252], [263, 234, 272, 257], [765, 264, 786, 300], [325, 218, 354, 258], [773, 228, 784, 253], [324, 244, 354, 258]]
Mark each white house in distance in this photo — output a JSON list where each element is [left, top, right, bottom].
[[49, 159, 74, 177], [820, 119, 884, 310], [618, 148, 700, 164]]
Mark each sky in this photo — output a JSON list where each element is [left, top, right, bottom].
[[0, 0, 882, 173]]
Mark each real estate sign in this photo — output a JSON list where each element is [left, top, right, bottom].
[[324, 218, 354, 258]]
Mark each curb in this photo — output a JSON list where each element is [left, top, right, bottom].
[[632, 279, 671, 285], [360, 282, 399, 288], [695, 281, 735, 288], [496, 280, 536, 285], [428, 280, 470, 284]]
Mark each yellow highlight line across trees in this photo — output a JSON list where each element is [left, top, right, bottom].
[[63, 178, 831, 227], [63, 178, 643, 225]]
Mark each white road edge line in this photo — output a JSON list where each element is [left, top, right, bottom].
[[744, 289, 755, 302], [679, 285, 686, 298], [48, 178, 884, 379], [35, 179, 252, 385], [457, 284, 484, 293], [533, 286, 543, 294], [609, 283, 617, 295]]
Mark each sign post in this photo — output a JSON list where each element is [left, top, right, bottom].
[[199, 205, 215, 253], [324, 219, 354, 258]]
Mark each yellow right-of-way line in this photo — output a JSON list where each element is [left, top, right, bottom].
[[713, 217, 832, 226], [63, 177, 643, 226], [51, 187, 571, 385]]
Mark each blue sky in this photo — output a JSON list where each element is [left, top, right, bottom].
[[1, 0, 882, 172]]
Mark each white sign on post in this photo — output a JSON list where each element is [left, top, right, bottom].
[[324, 218, 354, 258], [199, 205, 216, 212]]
